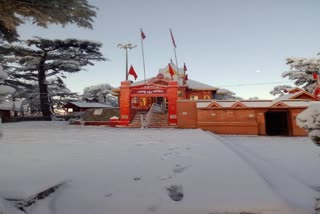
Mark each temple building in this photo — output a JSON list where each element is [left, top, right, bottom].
[[112, 63, 228, 127], [109, 63, 319, 136]]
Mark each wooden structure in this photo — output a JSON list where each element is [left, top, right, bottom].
[[177, 89, 318, 136]]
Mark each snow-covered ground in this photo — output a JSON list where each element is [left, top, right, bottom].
[[0, 121, 319, 214]]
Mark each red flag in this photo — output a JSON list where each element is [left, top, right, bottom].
[[183, 63, 187, 72], [168, 63, 175, 79], [184, 74, 188, 81], [170, 29, 176, 48], [141, 29, 146, 40], [313, 72, 319, 80], [128, 65, 138, 80]]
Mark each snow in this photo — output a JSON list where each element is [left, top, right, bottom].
[[0, 69, 8, 80], [0, 122, 319, 214], [0, 197, 24, 214], [66, 101, 113, 108], [0, 65, 15, 102], [0, 100, 28, 111], [297, 103, 320, 130], [0, 86, 15, 96]]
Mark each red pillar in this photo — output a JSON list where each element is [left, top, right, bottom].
[[167, 81, 179, 126], [119, 81, 131, 126]]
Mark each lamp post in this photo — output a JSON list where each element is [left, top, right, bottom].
[[117, 42, 137, 81]]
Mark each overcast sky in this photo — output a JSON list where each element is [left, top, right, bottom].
[[18, 0, 320, 99]]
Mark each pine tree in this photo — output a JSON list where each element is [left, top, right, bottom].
[[0, 65, 15, 102], [278, 57, 320, 93], [82, 83, 113, 103], [0, 38, 105, 119], [0, 0, 96, 42]]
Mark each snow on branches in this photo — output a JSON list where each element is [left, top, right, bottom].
[[82, 83, 117, 105], [0, 38, 105, 118], [270, 85, 294, 96], [282, 57, 320, 93], [0, 0, 97, 42], [297, 103, 320, 146], [0, 66, 15, 102]]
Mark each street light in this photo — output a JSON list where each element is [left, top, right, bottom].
[[117, 42, 137, 81]]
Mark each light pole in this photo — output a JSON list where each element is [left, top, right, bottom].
[[117, 42, 137, 81]]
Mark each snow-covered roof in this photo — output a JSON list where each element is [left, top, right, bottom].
[[196, 99, 318, 108], [196, 101, 212, 108], [216, 88, 233, 94], [131, 77, 217, 91], [130, 64, 218, 91], [0, 100, 28, 111], [185, 79, 218, 90], [274, 90, 315, 101], [274, 91, 305, 101], [66, 102, 113, 108], [241, 101, 273, 107], [282, 100, 316, 107], [217, 101, 235, 107]]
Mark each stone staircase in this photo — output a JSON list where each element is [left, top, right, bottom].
[[128, 110, 173, 128], [147, 112, 169, 128], [128, 111, 147, 128]]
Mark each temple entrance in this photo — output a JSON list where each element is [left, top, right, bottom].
[[119, 80, 178, 126], [156, 97, 163, 105], [265, 111, 289, 136]]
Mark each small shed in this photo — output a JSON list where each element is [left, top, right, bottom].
[[63, 102, 113, 114]]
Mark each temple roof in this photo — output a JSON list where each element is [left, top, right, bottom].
[[63, 102, 113, 108], [195, 99, 317, 108], [130, 63, 218, 91]]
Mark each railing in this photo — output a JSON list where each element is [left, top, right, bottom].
[[143, 103, 156, 128], [143, 103, 164, 128]]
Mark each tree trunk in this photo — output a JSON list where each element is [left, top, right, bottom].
[[38, 52, 51, 120]]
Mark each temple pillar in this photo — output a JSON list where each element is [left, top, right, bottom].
[[119, 81, 131, 126], [167, 81, 179, 126]]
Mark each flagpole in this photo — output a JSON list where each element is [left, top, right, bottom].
[[170, 28, 179, 79], [140, 28, 146, 83]]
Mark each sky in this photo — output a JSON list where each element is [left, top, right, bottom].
[[18, 0, 320, 99]]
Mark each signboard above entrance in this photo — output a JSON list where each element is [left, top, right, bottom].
[[131, 89, 167, 95]]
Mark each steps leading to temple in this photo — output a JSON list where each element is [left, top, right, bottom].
[[128, 111, 147, 128], [129, 111, 175, 128]]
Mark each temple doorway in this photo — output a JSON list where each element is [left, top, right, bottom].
[[265, 111, 289, 136]]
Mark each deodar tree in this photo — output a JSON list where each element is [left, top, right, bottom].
[[270, 85, 294, 97], [82, 83, 113, 102], [280, 57, 320, 93], [0, 38, 105, 119], [0, 65, 15, 102], [0, 0, 96, 42]]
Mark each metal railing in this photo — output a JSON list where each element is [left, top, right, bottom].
[[143, 103, 165, 128], [143, 103, 156, 128]]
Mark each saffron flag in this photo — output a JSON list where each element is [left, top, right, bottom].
[[313, 72, 319, 80], [183, 63, 187, 72], [141, 29, 146, 40], [170, 29, 176, 48], [128, 65, 138, 80], [168, 63, 175, 79]]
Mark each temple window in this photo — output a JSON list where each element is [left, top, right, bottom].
[[190, 95, 198, 100]]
